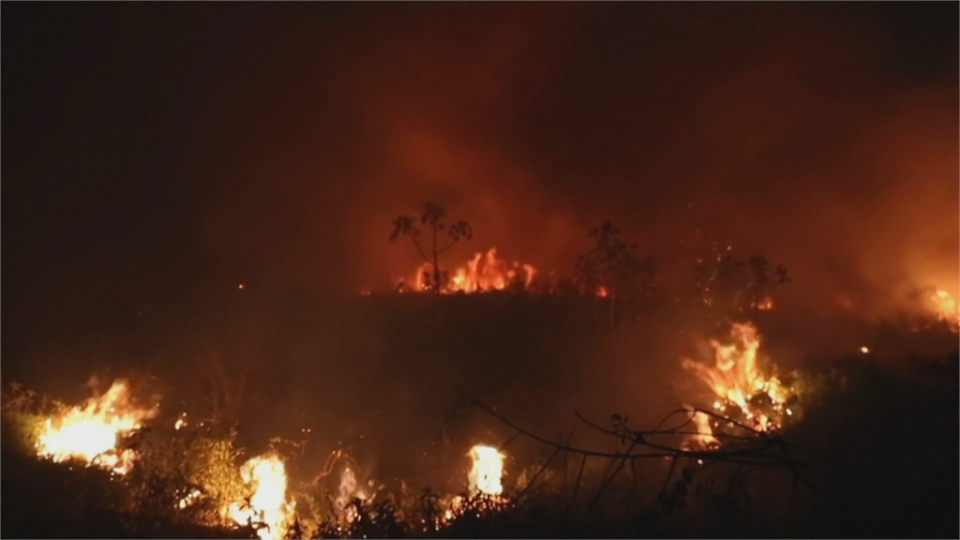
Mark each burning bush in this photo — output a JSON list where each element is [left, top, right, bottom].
[[226, 454, 297, 540], [680, 322, 807, 448], [35, 380, 157, 475]]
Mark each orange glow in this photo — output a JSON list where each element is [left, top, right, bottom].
[[596, 286, 609, 298], [36, 380, 156, 475], [930, 289, 959, 331], [238, 283, 245, 289]]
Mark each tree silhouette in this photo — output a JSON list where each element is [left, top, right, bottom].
[[390, 202, 472, 295], [574, 221, 657, 328], [694, 246, 788, 329]]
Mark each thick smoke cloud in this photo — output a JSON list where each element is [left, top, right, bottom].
[[3, 3, 956, 390], [184, 4, 957, 315]]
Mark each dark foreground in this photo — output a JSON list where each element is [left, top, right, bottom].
[[2, 295, 958, 538]]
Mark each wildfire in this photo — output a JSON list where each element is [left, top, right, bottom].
[[334, 464, 375, 523], [227, 455, 296, 540], [929, 289, 960, 331], [412, 247, 537, 293], [681, 323, 793, 447], [434, 444, 507, 526], [467, 444, 505, 496], [36, 380, 155, 475]]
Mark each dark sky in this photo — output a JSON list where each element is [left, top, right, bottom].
[[3, 3, 958, 365]]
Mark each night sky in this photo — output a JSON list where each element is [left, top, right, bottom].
[[3, 3, 957, 376]]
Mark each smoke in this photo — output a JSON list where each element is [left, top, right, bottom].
[[4, 3, 956, 480], [184, 4, 957, 319]]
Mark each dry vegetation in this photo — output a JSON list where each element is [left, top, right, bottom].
[[2, 282, 957, 539]]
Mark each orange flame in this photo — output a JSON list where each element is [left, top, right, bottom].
[[36, 380, 156, 475], [682, 323, 793, 447], [412, 247, 536, 293], [930, 289, 959, 331], [437, 444, 507, 525]]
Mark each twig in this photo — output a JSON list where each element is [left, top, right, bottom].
[[570, 454, 588, 505], [656, 454, 680, 503], [584, 440, 636, 517], [516, 445, 563, 500]]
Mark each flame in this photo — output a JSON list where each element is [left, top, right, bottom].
[[596, 286, 609, 298], [755, 296, 774, 311], [430, 445, 507, 527], [334, 465, 373, 522], [682, 323, 792, 446], [412, 247, 537, 293], [467, 444, 505, 496], [228, 455, 295, 540], [35, 380, 155, 475], [177, 488, 203, 510], [929, 289, 959, 331], [691, 411, 717, 448]]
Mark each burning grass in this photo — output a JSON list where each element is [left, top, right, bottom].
[[35, 380, 156, 475], [1, 297, 957, 538], [680, 322, 804, 448], [227, 455, 297, 540], [410, 247, 538, 294]]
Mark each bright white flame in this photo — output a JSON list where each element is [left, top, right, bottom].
[[228, 455, 295, 540], [36, 380, 155, 475], [177, 489, 202, 510], [468, 444, 505, 496]]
